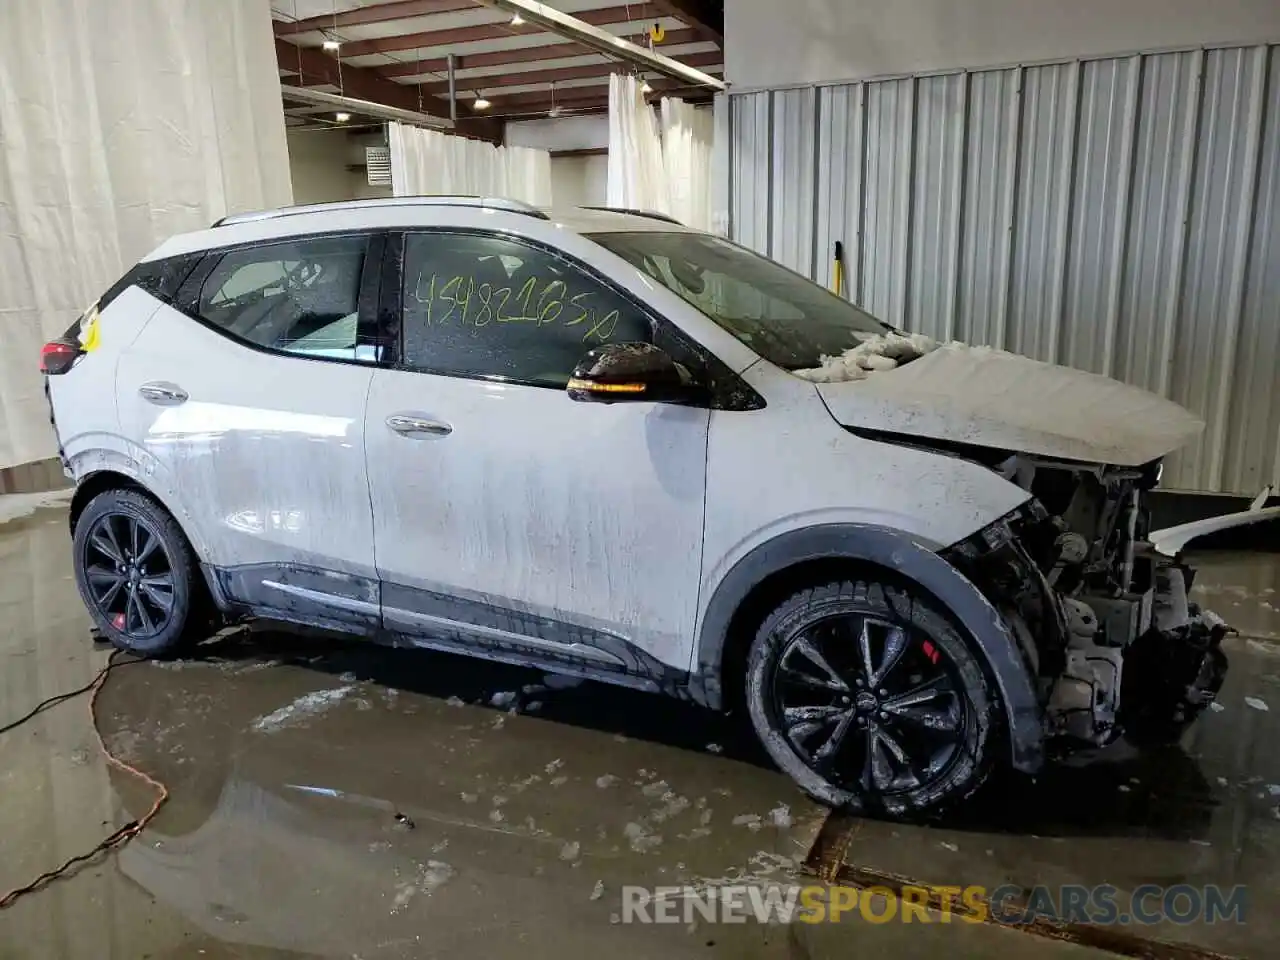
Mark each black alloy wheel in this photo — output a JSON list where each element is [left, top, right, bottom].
[[772, 611, 967, 794], [82, 511, 175, 639], [746, 580, 999, 818], [73, 488, 201, 656]]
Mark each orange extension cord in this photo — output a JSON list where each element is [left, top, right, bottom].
[[0, 649, 169, 910]]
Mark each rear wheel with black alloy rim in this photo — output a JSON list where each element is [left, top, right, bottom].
[[745, 578, 1001, 819], [72, 488, 202, 657]]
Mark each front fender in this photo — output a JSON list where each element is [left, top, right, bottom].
[[693, 523, 1044, 774]]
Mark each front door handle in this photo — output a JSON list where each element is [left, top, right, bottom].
[[386, 414, 452, 437], [139, 381, 188, 406]]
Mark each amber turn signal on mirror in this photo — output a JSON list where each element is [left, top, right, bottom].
[[566, 378, 646, 394]]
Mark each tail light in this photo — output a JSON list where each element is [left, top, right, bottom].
[[40, 340, 82, 375], [41, 302, 98, 375]]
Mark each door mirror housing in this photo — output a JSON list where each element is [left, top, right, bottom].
[[567, 342, 702, 404]]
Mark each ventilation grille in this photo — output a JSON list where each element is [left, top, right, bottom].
[[365, 146, 391, 186]]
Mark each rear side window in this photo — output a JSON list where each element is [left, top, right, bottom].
[[400, 231, 651, 387], [99, 254, 201, 311], [196, 236, 370, 361]]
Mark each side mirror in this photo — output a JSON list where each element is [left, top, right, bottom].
[[567, 342, 702, 404]]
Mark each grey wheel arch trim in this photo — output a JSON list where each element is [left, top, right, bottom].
[[693, 523, 1044, 773]]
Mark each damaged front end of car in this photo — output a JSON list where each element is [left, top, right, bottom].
[[944, 455, 1230, 755]]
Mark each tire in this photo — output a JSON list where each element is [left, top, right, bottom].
[[72, 488, 202, 657], [745, 578, 1001, 819]]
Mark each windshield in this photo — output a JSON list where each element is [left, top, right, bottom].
[[588, 231, 889, 370]]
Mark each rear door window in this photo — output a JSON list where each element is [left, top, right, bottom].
[[196, 235, 374, 361]]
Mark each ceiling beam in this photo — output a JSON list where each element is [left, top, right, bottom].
[[274, 0, 477, 36], [485, 72, 721, 113], [378, 27, 703, 78], [274, 39, 502, 141], [491, 101, 610, 118], [282, 84, 453, 128], [424, 49, 721, 94], [550, 147, 609, 158], [652, 0, 722, 41], [476, 1, 724, 89], [339, 3, 664, 58]]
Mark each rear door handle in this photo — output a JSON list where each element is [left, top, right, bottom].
[[139, 381, 188, 406], [386, 414, 452, 437]]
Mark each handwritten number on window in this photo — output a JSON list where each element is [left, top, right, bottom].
[[537, 280, 566, 326], [411, 270, 630, 343], [564, 292, 592, 326], [437, 275, 472, 325], [514, 276, 538, 320], [474, 282, 495, 327]]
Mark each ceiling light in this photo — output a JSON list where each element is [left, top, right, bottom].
[[335, 111, 351, 122], [322, 39, 340, 52], [640, 80, 653, 94], [472, 96, 491, 111], [510, 13, 524, 25]]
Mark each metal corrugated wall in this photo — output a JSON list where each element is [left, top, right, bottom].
[[726, 43, 1280, 494]]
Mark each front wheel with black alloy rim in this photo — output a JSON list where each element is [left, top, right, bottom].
[[72, 488, 202, 657], [745, 579, 1001, 819]]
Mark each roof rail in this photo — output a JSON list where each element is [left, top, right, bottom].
[[580, 206, 683, 226], [213, 196, 549, 227]]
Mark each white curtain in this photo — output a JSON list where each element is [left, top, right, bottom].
[[659, 98, 714, 231], [606, 74, 714, 227], [388, 123, 552, 206], [0, 0, 292, 470], [606, 74, 669, 214]]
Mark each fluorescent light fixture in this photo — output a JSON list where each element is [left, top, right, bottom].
[[479, 0, 725, 90], [335, 111, 351, 122], [322, 39, 340, 52], [472, 96, 492, 111], [280, 84, 454, 129]]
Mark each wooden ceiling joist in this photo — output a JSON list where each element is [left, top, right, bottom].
[[338, 2, 663, 58], [426, 49, 720, 95], [377, 27, 704, 78], [274, 0, 478, 36], [274, 1, 725, 131], [274, 37, 501, 140]]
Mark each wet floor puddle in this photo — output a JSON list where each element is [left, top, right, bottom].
[[3, 511, 1279, 958]]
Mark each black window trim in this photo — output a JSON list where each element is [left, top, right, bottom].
[[171, 229, 390, 370], [99, 253, 203, 312], [385, 226, 764, 410]]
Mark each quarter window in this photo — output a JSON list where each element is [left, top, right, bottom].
[[400, 232, 651, 386], [197, 236, 371, 361]]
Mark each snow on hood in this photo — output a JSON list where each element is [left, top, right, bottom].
[[809, 339, 1204, 466], [793, 331, 942, 381]]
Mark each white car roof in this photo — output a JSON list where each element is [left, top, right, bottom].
[[142, 197, 696, 262]]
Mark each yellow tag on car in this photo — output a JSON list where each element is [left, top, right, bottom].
[[79, 305, 102, 353]]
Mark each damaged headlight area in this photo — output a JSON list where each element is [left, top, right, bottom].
[[945, 457, 1230, 752]]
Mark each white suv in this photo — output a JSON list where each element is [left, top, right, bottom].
[[43, 196, 1230, 817]]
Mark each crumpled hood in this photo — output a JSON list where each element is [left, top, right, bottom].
[[814, 343, 1204, 466]]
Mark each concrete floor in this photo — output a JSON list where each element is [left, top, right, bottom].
[[0, 502, 1275, 958]]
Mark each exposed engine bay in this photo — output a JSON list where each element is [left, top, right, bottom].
[[946, 454, 1230, 752]]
